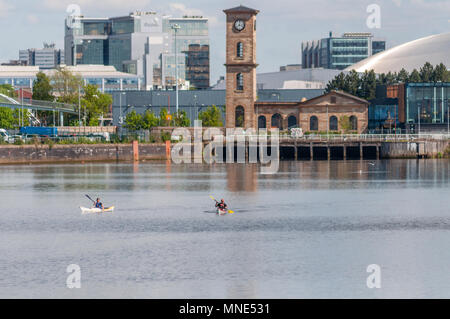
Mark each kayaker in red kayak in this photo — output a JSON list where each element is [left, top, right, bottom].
[[215, 199, 227, 211]]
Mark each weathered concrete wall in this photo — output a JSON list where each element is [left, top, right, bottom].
[[381, 141, 449, 158], [0, 143, 168, 164]]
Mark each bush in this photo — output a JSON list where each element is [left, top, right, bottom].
[[161, 131, 171, 142]]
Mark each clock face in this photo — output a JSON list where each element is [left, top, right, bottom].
[[234, 19, 245, 31]]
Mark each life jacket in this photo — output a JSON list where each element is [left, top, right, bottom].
[[95, 202, 103, 208]]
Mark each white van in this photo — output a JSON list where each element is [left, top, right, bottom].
[[0, 129, 14, 143]]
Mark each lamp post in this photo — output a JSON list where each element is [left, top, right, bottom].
[[78, 85, 81, 126], [418, 106, 421, 136], [171, 23, 181, 115], [118, 92, 126, 126]]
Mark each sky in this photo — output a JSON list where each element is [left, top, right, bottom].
[[0, 0, 449, 83]]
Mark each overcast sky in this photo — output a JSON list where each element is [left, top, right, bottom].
[[0, 0, 449, 83]]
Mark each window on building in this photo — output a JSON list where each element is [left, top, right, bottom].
[[271, 113, 282, 129], [350, 115, 358, 131], [288, 115, 297, 128], [330, 116, 338, 131], [237, 42, 243, 58], [310, 116, 318, 131], [258, 115, 266, 129], [235, 106, 245, 127], [236, 73, 243, 91]]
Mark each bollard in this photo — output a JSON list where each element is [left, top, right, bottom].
[[165, 140, 171, 160], [132, 140, 139, 162]]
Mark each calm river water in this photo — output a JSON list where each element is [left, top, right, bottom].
[[0, 160, 450, 298]]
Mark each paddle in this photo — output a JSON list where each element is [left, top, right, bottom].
[[85, 194, 95, 203], [209, 195, 234, 214]]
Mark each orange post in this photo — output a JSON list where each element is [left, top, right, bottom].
[[165, 140, 171, 160], [132, 140, 139, 162]]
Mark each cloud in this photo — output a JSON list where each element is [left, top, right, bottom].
[[0, 0, 13, 17]]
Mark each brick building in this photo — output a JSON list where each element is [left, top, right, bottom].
[[224, 5, 369, 133]]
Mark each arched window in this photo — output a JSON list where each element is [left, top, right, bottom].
[[258, 115, 266, 129], [310, 116, 318, 131], [350, 115, 358, 131], [271, 113, 282, 129], [236, 42, 243, 58], [329, 116, 338, 131], [235, 106, 244, 127], [236, 73, 243, 91], [288, 115, 297, 128]]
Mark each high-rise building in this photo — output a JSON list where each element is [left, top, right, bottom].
[[302, 32, 386, 70], [64, 11, 210, 90], [161, 16, 210, 90], [19, 43, 64, 69]]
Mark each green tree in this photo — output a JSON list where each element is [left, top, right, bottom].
[[173, 110, 190, 127], [198, 105, 223, 127], [396, 68, 409, 83], [141, 110, 159, 130], [81, 84, 112, 126], [419, 62, 434, 82], [0, 107, 16, 129], [409, 69, 421, 82], [32, 72, 54, 101], [0, 84, 16, 97], [325, 72, 346, 93], [51, 67, 83, 104], [359, 70, 377, 100], [432, 63, 449, 82], [159, 108, 170, 126], [343, 70, 360, 96], [124, 110, 143, 131], [339, 115, 352, 133]]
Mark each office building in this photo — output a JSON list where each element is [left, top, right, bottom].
[[65, 11, 210, 90], [19, 43, 65, 69], [302, 32, 386, 70]]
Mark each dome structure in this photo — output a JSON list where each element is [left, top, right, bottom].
[[345, 32, 450, 73]]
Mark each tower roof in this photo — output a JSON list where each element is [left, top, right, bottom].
[[223, 5, 259, 14]]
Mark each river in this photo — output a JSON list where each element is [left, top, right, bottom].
[[0, 159, 449, 298]]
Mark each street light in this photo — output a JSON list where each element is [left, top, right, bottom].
[[119, 92, 126, 125], [171, 23, 181, 115]]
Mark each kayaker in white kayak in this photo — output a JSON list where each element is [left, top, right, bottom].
[[215, 199, 227, 211], [94, 198, 104, 210]]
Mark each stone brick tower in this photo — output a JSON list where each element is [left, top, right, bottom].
[[223, 5, 259, 128]]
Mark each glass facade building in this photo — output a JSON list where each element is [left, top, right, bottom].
[[65, 12, 210, 90], [302, 32, 386, 70], [406, 83, 450, 125]]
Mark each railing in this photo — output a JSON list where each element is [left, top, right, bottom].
[[279, 134, 450, 142]]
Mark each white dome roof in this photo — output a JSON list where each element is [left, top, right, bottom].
[[345, 32, 450, 73]]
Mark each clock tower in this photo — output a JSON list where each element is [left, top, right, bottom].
[[223, 5, 259, 129]]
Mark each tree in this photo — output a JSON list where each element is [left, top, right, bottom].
[[432, 63, 449, 82], [32, 72, 54, 101], [51, 67, 83, 104], [173, 110, 190, 127], [396, 68, 409, 83], [198, 105, 223, 127], [141, 110, 159, 130], [409, 69, 421, 83], [359, 70, 377, 100], [124, 111, 143, 131], [0, 84, 16, 98], [419, 62, 434, 82], [159, 108, 170, 126], [0, 107, 16, 129], [339, 115, 352, 133], [81, 84, 112, 126]]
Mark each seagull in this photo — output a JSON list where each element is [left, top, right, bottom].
[[368, 162, 375, 166]]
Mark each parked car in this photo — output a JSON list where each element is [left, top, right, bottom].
[[0, 129, 15, 143]]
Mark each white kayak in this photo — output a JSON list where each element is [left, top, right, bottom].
[[80, 206, 115, 214]]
